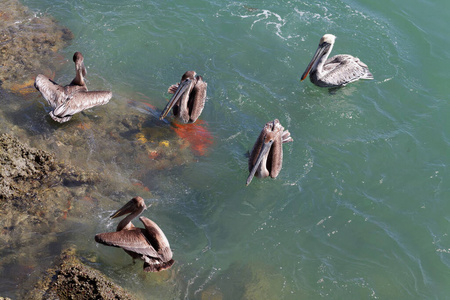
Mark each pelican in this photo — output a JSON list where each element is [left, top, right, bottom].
[[246, 119, 293, 186], [159, 71, 207, 123], [34, 52, 112, 123], [95, 196, 174, 272], [300, 34, 373, 88]]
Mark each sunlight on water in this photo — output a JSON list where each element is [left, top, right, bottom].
[[1, 0, 449, 298]]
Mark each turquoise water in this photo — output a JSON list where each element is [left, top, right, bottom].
[[3, 0, 450, 298]]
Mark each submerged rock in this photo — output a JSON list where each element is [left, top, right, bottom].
[[0, 132, 99, 261], [26, 247, 136, 300], [0, 132, 98, 205], [200, 261, 289, 300], [0, 0, 73, 94]]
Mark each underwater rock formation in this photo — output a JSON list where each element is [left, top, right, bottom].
[[0, 133, 99, 254], [0, 133, 97, 201], [26, 247, 136, 300], [0, 0, 73, 93]]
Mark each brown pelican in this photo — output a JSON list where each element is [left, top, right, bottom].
[[95, 196, 174, 272], [301, 34, 373, 88], [159, 71, 207, 123], [246, 119, 293, 186], [34, 52, 112, 123]]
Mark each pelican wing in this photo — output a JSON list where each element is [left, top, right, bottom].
[[281, 130, 293, 144], [168, 83, 179, 94], [34, 74, 67, 109], [268, 127, 283, 179], [177, 80, 195, 123], [139, 217, 173, 262], [188, 80, 207, 123], [52, 90, 112, 118], [323, 55, 373, 86], [95, 228, 160, 259]]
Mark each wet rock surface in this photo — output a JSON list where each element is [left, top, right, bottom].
[[0, 0, 73, 94], [0, 132, 99, 250], [0, 133, 97, 202], [26, 247, 136, 300]]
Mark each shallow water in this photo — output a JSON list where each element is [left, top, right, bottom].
[[1, 0, 450, 298]]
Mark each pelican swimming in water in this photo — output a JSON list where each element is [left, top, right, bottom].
[[34, 52, 112, 123], [159, 71, 207, 123], [95, 196, 174, 272], [301, 34, 373, 88], [246, 119, 293, 186]]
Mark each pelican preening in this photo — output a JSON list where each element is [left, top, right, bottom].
[[301, 34, 373, 88], [95, 197, 174, 272], [159, 71, 207, 124], [246, 119, 293, 186], [34, 52, 112, 123]]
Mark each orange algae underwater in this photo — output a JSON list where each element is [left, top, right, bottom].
[[173, 120, 213, 156]]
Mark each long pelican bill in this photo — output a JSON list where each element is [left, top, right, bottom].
[[159, 78, 193, 120], [301, 42, 330, 81], [246, 139, 274, 186], [110, 199, 147, 219]]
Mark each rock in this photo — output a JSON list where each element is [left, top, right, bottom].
[[26, 247, 136, 300], [0, 132, 99, 254], [0, 133, 98, 204], [0, 0, 73, 94], [199, 261, 289, 300]]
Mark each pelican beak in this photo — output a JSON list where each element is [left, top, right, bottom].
[[110, 199, 146, 219], [301, 42, 330, 81], [246, 139, 274, 186], [110, 201, 133, 218], [159, 78, 193, 120]]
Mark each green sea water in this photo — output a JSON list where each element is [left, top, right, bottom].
[[2, 0, 450, 298]]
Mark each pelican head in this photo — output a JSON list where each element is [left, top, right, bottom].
[[73, 51, 87, 77], [70, 51, 87, 86], [320, 34, 336, 45], [301, 34, 336, 81], [246, 131, 276, 186], [246, 119, 293, 186], [110, 196, 147, 219], [159, 71, 197, 121]]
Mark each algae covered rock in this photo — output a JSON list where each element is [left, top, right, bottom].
[[0, 132, 99, 255], [0, 132, 98, 206], [0, 0, 73, 94], [199, 261, 289, 300], [27, 247, 136, 300]]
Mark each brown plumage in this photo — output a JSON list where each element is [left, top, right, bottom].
[[159, 71, 207, 123], [34, 52, 112, 123], [246, 119, 293, 186], [301, 34, 373, 87], [95, 197, 174, 272]]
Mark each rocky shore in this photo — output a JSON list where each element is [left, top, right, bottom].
[[0, 133, 99, 247], [26, 247, 135, 300], [0, 0, 73, 94], [0, 133, 131, 298]]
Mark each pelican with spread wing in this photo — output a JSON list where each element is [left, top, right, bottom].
[[95, 197, 174, 272], [34, 52, 112, 123]]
